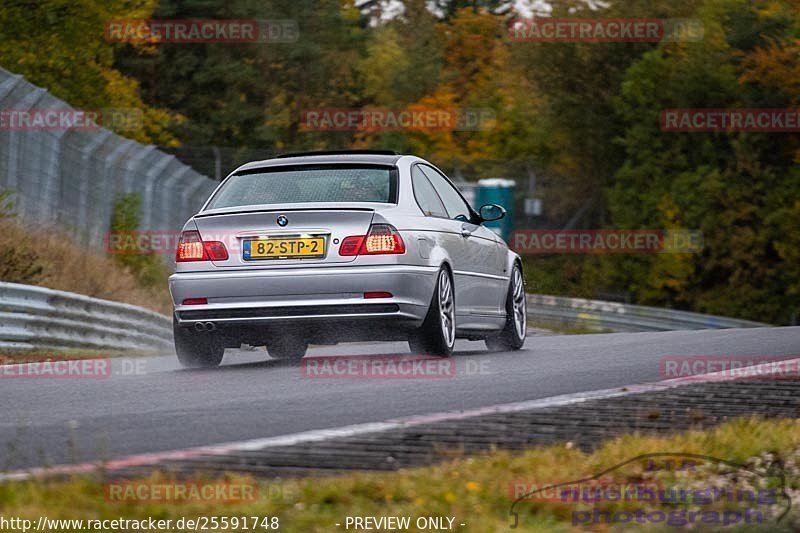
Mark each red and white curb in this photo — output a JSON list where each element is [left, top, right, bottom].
[[2, 357, 799, 482]]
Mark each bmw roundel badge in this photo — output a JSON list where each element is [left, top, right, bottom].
[[276, 215, 288, 227]]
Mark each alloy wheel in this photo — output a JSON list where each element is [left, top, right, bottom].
[[512, 267, 526, 340], [438, 270, 456, 348]]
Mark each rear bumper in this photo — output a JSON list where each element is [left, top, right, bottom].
[[169, 264, 437, 328]]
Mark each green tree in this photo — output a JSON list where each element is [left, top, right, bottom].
[[117, 0, 366, 154], [510, 0, 702, 223], [109, 193, 168, 288], [603, 0, 800, 323], [0, 0, 179, 145]]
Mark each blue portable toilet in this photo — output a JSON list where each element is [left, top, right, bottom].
[[474, 178, 516, 242]]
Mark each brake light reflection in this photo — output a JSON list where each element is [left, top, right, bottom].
[[364, 292, 393, 299]]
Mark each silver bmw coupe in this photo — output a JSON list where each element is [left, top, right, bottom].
[[169, 150, 526, 367]]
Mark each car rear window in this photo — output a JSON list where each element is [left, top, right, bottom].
[[206, 165, 396, 209]]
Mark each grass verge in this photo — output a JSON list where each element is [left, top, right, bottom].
[[1, 418, 798, 532], [528, 320, 606, 335], [0, 217, 172, 315], [0, 348, 157, 365]]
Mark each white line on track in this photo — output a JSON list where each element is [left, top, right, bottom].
[[2, 357, 799, 482]]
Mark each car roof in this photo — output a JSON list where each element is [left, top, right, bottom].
[[235, 152, 404, 173]]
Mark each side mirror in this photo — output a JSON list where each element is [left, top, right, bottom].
[[479, 203, 506, 222]]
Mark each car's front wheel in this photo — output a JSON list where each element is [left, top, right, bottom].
[[409, 267, 456, 357], [485, 263, 526, 351], [173, 317, 224, 368]]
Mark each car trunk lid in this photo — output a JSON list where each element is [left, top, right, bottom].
[[193, 205, 376, 267]]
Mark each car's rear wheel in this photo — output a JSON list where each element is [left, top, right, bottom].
[[409, 267, 456, 357], [267, 336, 308, 359], [173, 317, 224, 368], [485, 263, 526, 351]]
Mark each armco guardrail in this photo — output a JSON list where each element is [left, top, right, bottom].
[[0, 282, 172, 351], [0, 282, 768, 352], [527, 294, 768, 332]]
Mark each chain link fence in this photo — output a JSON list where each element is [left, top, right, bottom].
[[0, 67, 218, 248]]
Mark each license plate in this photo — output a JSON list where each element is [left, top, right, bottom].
[[243, 237, 325, 260]]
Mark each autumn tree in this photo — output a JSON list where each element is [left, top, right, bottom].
[[0, 0, 179, 145], [602, 0, 800, 322], [116, 0, 366, 154]]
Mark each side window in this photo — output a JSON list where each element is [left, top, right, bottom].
[[411, 166, 448, 217], [420, 165, 472, 221]]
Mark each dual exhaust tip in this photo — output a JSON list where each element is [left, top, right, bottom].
[[193, 321, 217, 332]]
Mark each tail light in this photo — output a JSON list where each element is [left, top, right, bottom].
[[339, 224, 406, 256], [176, 230, 229, 262], [363, 224, 406, 254]]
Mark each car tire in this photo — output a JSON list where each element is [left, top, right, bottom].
[[485, 262, 526, 352], [267, 337, 308, 359], [408, 267, 456, 357], [173, 316, 224, 368]]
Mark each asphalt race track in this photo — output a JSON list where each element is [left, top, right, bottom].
[[1, 327, 798, 471]]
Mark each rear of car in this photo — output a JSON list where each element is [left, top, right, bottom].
[[169, 154, 438, 366]]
